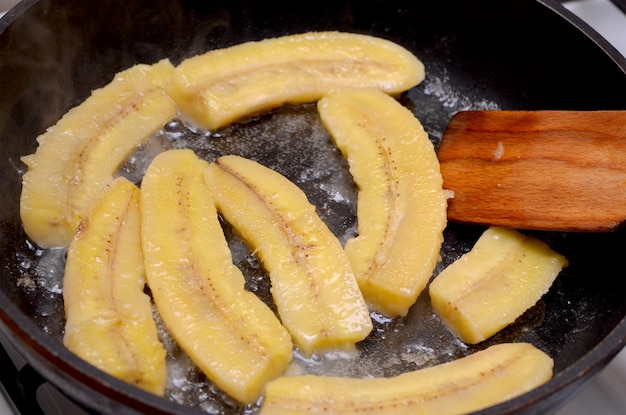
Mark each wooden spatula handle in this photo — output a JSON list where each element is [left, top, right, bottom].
[[437, 110, 626, 232]]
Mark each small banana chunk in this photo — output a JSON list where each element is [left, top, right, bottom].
[[430, 227, 568, 344], [205, 155, 373, 355], [20, 59, 177, 248], [168, 31, 424, 130], [63, 177, 167, 396], [261, 342, 553, 415], [141, 149, 292, 404], [318, 88, 447, 316]]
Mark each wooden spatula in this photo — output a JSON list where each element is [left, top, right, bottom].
[[437, 110, 626, 232]]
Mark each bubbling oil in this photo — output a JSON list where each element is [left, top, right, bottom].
[[126, 104, 474, 414], [16, 103, 502, 414]]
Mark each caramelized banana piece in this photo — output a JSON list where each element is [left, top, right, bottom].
[[20, 59, 177, 248], [141, 149, 292, 404], [63, 177, 166, 396], [318, 88, 447, 316], [429, 226, 568, 344], [168, 31, 424, 130], [205, 155, 373, 355], [260, 343, 553, 415]]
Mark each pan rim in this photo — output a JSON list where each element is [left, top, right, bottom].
[[537, 0, 626, 75]]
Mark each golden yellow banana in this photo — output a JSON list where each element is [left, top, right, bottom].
[[63, 177, 166, 396], [140, 149, 292, 404], [168, 31, 424, 130], [205, 155, 373, 355], [429, 226, 568, 344], [20, 59, 177, 248], [318, 88, 447, 317], [260, 342, 553, 415]]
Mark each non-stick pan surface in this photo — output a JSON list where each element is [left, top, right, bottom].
[[1, 0, 625, 414]]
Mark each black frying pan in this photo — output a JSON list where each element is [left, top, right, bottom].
[[1, 0, 625, 414]]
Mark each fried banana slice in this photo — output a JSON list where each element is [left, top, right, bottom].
[[318, 88, 447, 316], [63, 177, 166, 396], [260, 342, 553, 415], [168, 31, 424, 130], [21, 59, 177, 248], [205, 155, 373, 355], [141, 149, 292, 404], [429, 226, 568, 344]]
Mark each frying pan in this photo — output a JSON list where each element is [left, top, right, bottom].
[[1, 0, 625, 414]]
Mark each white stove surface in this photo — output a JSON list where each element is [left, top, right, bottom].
[[565, 0, 626, 59], [1, 1, 625, 414]]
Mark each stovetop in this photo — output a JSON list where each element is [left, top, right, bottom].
[[1, 0, 625, 414]]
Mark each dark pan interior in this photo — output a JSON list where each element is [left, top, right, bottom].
[[1, 0, 625, 414]]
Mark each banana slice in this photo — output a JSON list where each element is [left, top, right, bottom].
[[20, 59, 177, 248], [260, 342, 553, 415], [140, 149, 292, 404], [318, 88, 447, 317], [168, 31, 424, 130], [63, 177, 166, 396], [204, 155, 373, 355], [429, 227, 568, 344]]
